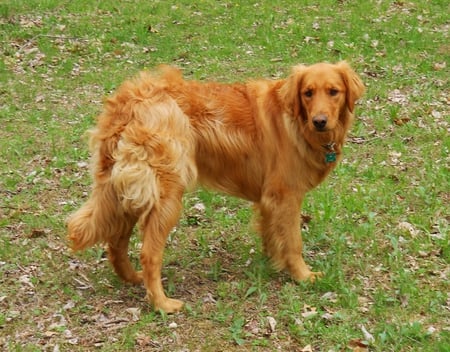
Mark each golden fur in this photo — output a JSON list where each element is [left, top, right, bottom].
[[67, 62, 364, 313]]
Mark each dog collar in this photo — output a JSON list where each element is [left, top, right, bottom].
[[323, 142, 337, 163]]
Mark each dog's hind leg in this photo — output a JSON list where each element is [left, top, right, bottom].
[[108, 128, 194, 311], [68, 182, 143, 284], [139, 179, 185, 313], [106, 215, 142, 284]]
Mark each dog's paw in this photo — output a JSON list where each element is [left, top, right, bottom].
[[153, 298, 184, 314], [120, 270, 144, 284], [132, 270, 144, 284], [290, 267, 324, 283], [306, 271, 324, 283]]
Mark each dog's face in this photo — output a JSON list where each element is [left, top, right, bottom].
[[281, 61, 365, 133], [299, 63, 347, 132]]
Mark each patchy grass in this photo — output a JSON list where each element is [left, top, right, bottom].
[[0, 1, 448, 351]]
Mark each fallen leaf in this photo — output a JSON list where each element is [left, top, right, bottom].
[[244, 319, 260, 335], [348, 338, 369, 350], [394, 117, 411, 126], [29, 228, 50, 238], [321, 291, 338, 302], [304, 36, 319, 43], [136, 333, 161, 348], [63, 329, 73, 339], [388, 89, 408, 105], [431, 110, 442, 119], [203, 292, 217, 304], [126, 307, 141, 321], [35, 94, 45, 103], [66, 338, 79, 345], [427, 326, 437, 335], [147, 25, 159, 33], [301, 304, 318, 318], [360, 324, 375, 343], [63, 300, 75, 310], [301, 214, 313, 223], [302, 310, 318, 318], [267, 316, 277, 332], [433, 62, 446, 70], [388, 151, 402, 166], [19, 275, 34, 288], [44, 330, 58, 338], [321, 312, 334, 320], [398, 221, 420, 237]]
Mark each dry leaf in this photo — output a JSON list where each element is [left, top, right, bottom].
[[360, 324, 375, 343], [394, 117, 411, 126], [388, 151, 402, 166], [19, 275, 34, 288], [388, 89, 408, 105], [398, 221, 420, 237], [433, 62, 446, 70], [35, 94, 45, 103], [304, 36, 318, 43], [427, 326, 437, 335], [301, 304, 318, 318], [63, 300, 75, 310], [147, 25, 159, 33], [348, 338, 369, 350], [203, 292, 217, 304], [302, 310, 318, 318], [192, 202, 206, 212], [267, 316, 277, 332], [321, 312, 334, 320], [431, 110, 442, 119], [126, 307, 141, 321], [244, 319, 260, 335], [321, 291, 338, 302], [44, 330, 58, 338]]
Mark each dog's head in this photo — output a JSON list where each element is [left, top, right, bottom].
[[280, 61, 365, 133]]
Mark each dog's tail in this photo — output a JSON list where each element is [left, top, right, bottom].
[[67, 181, 130, 250], [67, 72, 197, 251], [66, 146, 159, 251]]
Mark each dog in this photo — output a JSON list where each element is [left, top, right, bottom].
[[67, 61, 364, 313]]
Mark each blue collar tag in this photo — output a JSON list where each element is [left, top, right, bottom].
[[323, 142, 337, 163], [325, 152, 337, 163]]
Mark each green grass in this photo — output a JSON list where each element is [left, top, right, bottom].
[[1, 0, 449, 351]]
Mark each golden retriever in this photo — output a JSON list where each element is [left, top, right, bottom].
[[67, 62, 364, 313]]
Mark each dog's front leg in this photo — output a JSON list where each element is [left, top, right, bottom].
[[258, 189, 323, 282]]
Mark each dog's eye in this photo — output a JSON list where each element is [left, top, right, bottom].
[[304, 90, 313, 98], [329, 89, 339, 96]]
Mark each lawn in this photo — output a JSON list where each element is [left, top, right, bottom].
[[0, 1, 448, 351]]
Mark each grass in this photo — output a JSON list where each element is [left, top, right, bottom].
[[0, 0, 449, 351]]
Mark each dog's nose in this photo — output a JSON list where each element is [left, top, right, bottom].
[[313, 115, 328, 131]]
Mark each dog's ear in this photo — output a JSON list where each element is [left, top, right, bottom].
[[279, 65, 307, 118], [337, 61, 365, 112]]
